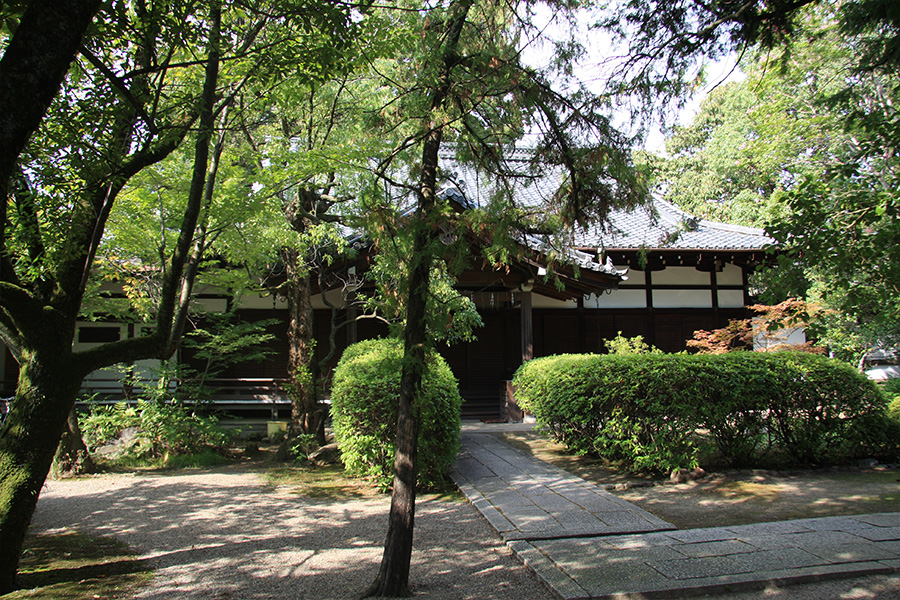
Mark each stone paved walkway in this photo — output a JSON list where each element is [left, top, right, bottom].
[[451, 426, 900, 599], [452, 431, 675, 542]]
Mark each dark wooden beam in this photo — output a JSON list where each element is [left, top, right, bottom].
[[521, 290, 533, 363]]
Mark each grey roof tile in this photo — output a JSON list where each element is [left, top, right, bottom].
[[439, 151, 774, 253], [570, 197, 776, 251]]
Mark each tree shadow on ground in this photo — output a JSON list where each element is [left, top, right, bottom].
[[29, 466, 547, 600]]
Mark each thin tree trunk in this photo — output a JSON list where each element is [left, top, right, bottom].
[[363, 169, 434, 597], [364, 3, 472, 595]]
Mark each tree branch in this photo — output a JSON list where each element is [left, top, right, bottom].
[[78, 44, 158, 134], [0, 0, 102, 259]]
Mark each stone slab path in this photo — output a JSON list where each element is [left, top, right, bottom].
[[451, 427, 900, 599], [452, 431, 675, 542]]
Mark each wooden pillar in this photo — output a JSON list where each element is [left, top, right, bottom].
[[742, 266, 752, 306], [644, 269, 656, 346], [521, 290, 533, 363], [576, 295, 587, 353], [346, 304, 358, 346]]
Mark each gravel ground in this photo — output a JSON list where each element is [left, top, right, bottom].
[[28, 462, 900, 600], [28, 466, 552, 600]]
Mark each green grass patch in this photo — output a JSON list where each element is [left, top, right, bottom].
[[265, 464, 382, 499], [3, 531, 151, 600], [265, 463, 463, 501], [161, 449, 229, 469]]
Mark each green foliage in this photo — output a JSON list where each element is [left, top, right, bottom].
[[884, 379, 900, 422], [80, 400, 232, 466], [596, 1, 814, 115], [104, 310, 279, 410], [889, 398, 900, 422], [640, 6, 900, 358], [645, 9, 851, 228], [179, 310, 278, 399], [514, 352, 898, 474], [290, 434, 320, 463], [162, 449, 229, 469], [365, 247, 484, 346], [329, 338, 462, 491], [603, 331, 662, 355]]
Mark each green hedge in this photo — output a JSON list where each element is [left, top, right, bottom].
[[513, 352, 899, 473], [330, 338, 462, 490], [884, 379, 900, 421]]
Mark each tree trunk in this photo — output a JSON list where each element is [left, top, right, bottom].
[[365, 3, 472, 595], [0, 7, 222, 590], [0, 0, 101, 248], [282, 247, 325, 444], [0, 351, 83, 594], [51, 405, 96, 478], [363, 198, 433, 597]]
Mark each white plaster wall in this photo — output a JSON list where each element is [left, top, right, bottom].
[[239, 292, 288, 310], [717, 289, 746, 308], [73, 323, 183, 392], [96, 280, 125, 294], [866, 365, 900, 381], [311, 289, 347, 310], [195, 297, 228, 313], [617, 267, 644, 285], [133, 325, 162, 383], [718, 263, 744, 286], [585, 290, 647, 309], [652, 266, 711, 286], [75, 323, 127, 391], [652, 289, 713, 308]]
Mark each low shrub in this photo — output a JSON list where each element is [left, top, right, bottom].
[[162, 449, 229, 469], [513, 352, 898, 474], [762, 353, 893, 464], [883, 379, 900, 421], [80, 400, 232, 465], [890, 397, 900, 422], [330, 338, 462, 490]]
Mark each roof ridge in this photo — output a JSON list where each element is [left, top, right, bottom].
[[653, 196, 769, 236]]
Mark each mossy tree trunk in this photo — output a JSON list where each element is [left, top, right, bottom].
[[0, 337, 84, 592], [0, 9, 103, 576], [281, 188, 340, 446], [0, 5, 222, 592], [51, 405, 97, 478], [282, 246, 325, 444]]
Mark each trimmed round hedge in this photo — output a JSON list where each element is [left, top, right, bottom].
[[513, 352, 900, 474], [329, 338, 462, 490]]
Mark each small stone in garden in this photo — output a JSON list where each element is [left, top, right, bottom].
[[669, 467, 706, 483], [310, 442, 341, 465]]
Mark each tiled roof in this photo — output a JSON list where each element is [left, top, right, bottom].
[[573, 198, 776, 251], [439, 151, 774, 253], [439, 161, 623, 277]]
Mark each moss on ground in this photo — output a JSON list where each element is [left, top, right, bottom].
[[3, 531, 151, 600]]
